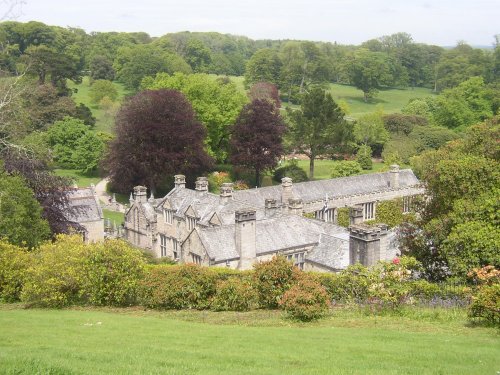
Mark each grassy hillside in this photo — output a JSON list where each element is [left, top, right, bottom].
[[68, 77, 130, 133], [0, 306, 497, 375]]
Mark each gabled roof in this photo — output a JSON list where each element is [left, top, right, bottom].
[[65, 188, 103, 223]]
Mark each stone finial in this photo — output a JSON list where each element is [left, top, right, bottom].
[[174, 174, 186, 189], [129, 192, 134, 203], [148, 191, 155, 203], [390, 164, 400, 188], [195, 176, 208, 192]]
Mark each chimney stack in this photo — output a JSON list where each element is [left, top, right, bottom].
[[174, 175, 186, 189], [133, 186, 148, 204], [235, 210, 256, 270], [195, 177, 208, 192], [349, 224, 388, 267], [288, 198, 303, 216], [349, 205, 364, 225], [390, 164, 400, 189], [265, 198, 278, 217], [220, 182, 234, 204], [281, 177, 293, 204]]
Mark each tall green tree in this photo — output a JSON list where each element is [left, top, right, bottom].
[[289, 87, 348, 179], [244, 48, 281, 87], [142, 72, 247, 162], [0, 172, 50, 248]]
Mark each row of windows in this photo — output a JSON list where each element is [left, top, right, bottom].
[[163, 209, 198, 230], [287, 252, 305, 270], [159, 234, 178, 259]]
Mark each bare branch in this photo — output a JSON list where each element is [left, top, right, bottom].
[[0, 0, 26, 21]]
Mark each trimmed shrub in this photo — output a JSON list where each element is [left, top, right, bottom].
[[80, 240, 146, 306], [383, 113, 428, 135], [211, 277, 258, 311], [356, 145, 372, 170], [280, 275, 330, 321], [0, 241, 30, 302], [330, 160, 363, 178], [253, 256, 299, 308], [336, 207, 349, 227], [21, 235, 86, 308], [139, 264, 217, 309], [469, 284, 500, 326], [273, 162, 308, 183]]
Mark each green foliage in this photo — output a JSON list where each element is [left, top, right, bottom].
[[469, 284, 500, 326], [330, 160, 362, 178], [366, 199, 407, 228], [244, 48, 281, 86], [139, 264, 217, 310], [21, 235, 86, 308], [79, 240, 146, 306], [89, 79, 118, 105], [401, 98, 433, 118], [409, 125, 458, 151], [336, 207, 349, 227], [273, 161, 309, 183], [211, 277, 258, 311], [207, 171, 232, 193], [72, 131, 107, 173], [89, 55, 115, 81], [354, 110, 390, 150], [356, 144, 373, 170], [382, 135, 417, 164], [0, 241, 30, 302], [253, 256, 299, 309], [383, 113, 428, 135], [279, 275, 330, 321], [142, 72, 247, 162], [0, 173, 50, 248], [47, 116, 88, 168]]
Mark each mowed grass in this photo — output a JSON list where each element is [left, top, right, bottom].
[[53, 168, 101, 188], [294, 160, 398, 180], [68, 77, 130, 133], [0, 306, 497, 375], [102, 209, 124, 225], [328, 84, 435, 118]]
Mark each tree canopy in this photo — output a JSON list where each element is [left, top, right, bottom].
[[104, 89, 213, 194]]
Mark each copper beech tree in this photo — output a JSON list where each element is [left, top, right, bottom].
[[104, 89, 213, 194], [230, 99, 286, 186]]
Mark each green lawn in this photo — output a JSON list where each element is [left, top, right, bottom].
[[68, 77, 130, 133], [54, 168, 101, 188], [294, 160, 396, 180], [328, 84, 435, 119], [102, 209, 124, 225], [0, 306, 497, 374]]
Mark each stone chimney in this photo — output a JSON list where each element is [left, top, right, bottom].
[[390, 164, 400, 189], [349, 224, 388, 267], [349, 205, 364, 225], [174, 174, 186, 189], [281, 177, 294, 204], [133, 186, 148, 204], [195, 177, 208, 192], [265, 198, 278, 217], [235, 210, 256, 270], [220, 182, 233, 204], [288, 198, 303, 216]]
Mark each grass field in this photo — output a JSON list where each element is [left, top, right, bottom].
[[328, 84, 435, 119], [0, 306, 497, 375], [102, 209, 124, 225], [54, 168, 101, 188], [293, 160, 400, 180], [68, 77, 130, 133]]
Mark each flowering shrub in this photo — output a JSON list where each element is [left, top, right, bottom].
[[0, 241, 30, 302], [211, 277, 258, 311], [139, 264, 217, 309], [280, 275, 330, 321], [469, 284, 500, 326], [467, 265, 500, 286], [253, 256, 299, 308]]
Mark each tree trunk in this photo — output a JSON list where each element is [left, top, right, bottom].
[[363, 91, 368, 103], [309, 153, 315, 180]]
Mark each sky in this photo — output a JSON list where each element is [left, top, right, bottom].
[[9, 0, 500, 46]]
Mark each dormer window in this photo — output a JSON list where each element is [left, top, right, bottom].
[[187, 216, 197, 230], [164, 209, 173, 224]]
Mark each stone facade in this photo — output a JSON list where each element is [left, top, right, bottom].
[[123, 167, 423, 271], [65, 186, 104, 243]]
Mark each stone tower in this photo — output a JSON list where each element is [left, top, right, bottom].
[[235, 209, 257, 270]]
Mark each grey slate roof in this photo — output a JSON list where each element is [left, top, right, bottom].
[[65, 188, 103, 223], [196, 214, 349, 269], [232, 169, 420, 207]]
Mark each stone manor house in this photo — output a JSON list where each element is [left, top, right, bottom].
[[123, 165, 423, 272]]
